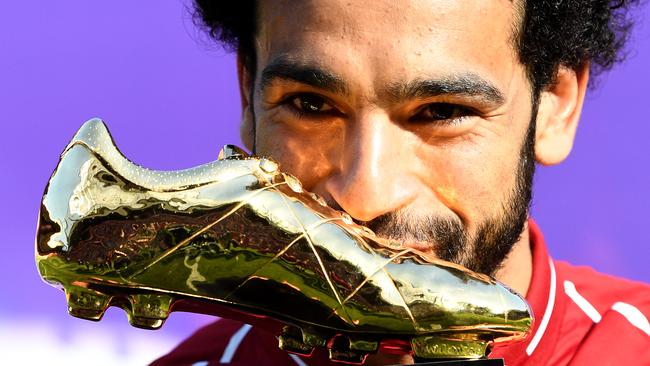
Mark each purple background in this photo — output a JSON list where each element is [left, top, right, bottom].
[[0, 1, 648, 364]]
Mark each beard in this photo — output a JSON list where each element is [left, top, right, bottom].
[[361, 120, 536, 277]]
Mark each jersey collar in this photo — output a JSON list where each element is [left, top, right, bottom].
[[490, 219, 565, 365]]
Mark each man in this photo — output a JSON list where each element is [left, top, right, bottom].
[[153, 0, 650, 365]]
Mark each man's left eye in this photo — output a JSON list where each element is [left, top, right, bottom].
[[412, 103, 472, 123], [290, 94, 334, 114]]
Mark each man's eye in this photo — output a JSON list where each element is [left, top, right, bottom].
[[412, 103, 471, 123], [290, 94, 334, 114]]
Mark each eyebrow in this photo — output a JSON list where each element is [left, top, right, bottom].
[[260, 57, 349, 95], [260, 57, 505, 106], [385, 74, 506, 105]]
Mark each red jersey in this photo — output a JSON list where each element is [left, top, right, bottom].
[[152, 221, 650, 365]]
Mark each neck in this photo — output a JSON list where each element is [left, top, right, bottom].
[[494, 221, 533, 296]]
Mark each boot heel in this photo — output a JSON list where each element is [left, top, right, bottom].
[[65, 283, 112, 321], [125, 293, 173, 329]]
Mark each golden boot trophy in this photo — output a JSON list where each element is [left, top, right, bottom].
[[36, 119, 532, 364]]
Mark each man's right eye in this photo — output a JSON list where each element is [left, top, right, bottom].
[[289, 94, 335, 115]]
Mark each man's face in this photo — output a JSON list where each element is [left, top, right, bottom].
[[243, 0, 536, 275]]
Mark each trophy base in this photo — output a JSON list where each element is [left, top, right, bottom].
[[406, 359, 504, 366]]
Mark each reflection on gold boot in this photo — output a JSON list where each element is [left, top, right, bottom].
[[36, 119, 532, 364]]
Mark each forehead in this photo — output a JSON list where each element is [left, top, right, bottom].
[[256, 0, 521, 87]]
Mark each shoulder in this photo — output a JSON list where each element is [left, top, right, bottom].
[[553, 261, 650, 365], [555, 260, 650, 314], [150, 318, 304, 366]]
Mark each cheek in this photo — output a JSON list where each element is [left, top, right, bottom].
[[254, 116, 344, 190], [416, 132, 522, 223]]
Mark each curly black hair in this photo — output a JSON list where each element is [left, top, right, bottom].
[[192, 0, 641, 96]]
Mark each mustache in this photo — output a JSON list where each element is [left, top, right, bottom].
[[324, 186, 530, 277], [358, 211, 467, 261]]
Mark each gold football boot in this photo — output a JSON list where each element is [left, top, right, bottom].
[[36, 119, 532, 363]]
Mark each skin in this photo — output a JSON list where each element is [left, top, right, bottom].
[[235, 0, 589, 363]]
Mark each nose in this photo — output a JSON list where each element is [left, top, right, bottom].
[[324, 110, 418, 222]]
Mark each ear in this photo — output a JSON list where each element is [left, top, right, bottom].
[[534, 63, 590, 165], [237, 52, 255, 152]]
